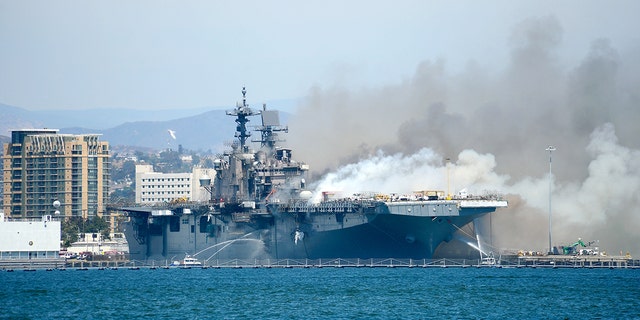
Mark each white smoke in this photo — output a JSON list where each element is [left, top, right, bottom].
[[499, 123, 640, 255], [554, 124, 640, 249], [310, 147, 510, 201], [288, 16, 640, 256], [310, 148, 443, 202], [525, 124, 639, 225], [307, 123, 640, 255]]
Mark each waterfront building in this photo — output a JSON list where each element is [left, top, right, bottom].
[[65, 232, 129, 257], [2, 129, 110, 219], [0, 210, 61, 260], [135, 164, 214, 204]]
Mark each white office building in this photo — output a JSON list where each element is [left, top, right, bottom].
[[135, 165, 214, 204]]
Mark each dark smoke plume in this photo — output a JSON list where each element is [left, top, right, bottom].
[[286, 16, 640, 256]]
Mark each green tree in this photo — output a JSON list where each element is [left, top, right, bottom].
[[86, 216, 110, 239], [61, 217, 82, 247], [61, 216, 111, 247]]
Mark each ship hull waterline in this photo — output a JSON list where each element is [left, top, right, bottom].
[[122, 204, 499, 262]]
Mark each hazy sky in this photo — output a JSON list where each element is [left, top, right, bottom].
[[1, 1, 638, 110], [3, 1, 640, 255]]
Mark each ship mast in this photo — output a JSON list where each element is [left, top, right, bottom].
[[226, 87, 260, 152]]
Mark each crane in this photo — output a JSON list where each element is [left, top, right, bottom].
[[561, 238, 596, 255]]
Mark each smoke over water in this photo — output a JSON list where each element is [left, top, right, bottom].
[[287, 16, 640, 256]]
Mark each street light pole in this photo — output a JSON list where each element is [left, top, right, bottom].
[[446, 158, 451, 199], [546, 145, 556, 255]]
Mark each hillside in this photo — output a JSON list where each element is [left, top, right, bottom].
[[1, 103, 291, 152]]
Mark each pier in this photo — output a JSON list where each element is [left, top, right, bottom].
[[2, 256, 639, 271], [511, 254, 633, 269]]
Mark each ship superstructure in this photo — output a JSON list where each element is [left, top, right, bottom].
[[120, 88, 507, 262], [208, 87, 308, 208]]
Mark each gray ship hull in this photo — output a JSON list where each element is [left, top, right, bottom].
[[122, 199, 506, 262], [290, 214, 475, 259]]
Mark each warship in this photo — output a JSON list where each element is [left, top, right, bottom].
[[120, 88, 508, 262]]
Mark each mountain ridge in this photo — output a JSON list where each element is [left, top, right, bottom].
[[0, 102, 292, 152]]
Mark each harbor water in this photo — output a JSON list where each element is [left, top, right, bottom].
[[2, 267, 639, 319]]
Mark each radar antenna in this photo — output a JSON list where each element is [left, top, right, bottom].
[[253, 104, 288, 150]]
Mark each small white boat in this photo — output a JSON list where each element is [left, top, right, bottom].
[[172, 254, 202, 267], [182, 255, 202, 266]]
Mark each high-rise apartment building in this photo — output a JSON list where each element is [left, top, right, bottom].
[[2, 129, 110, 219]]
